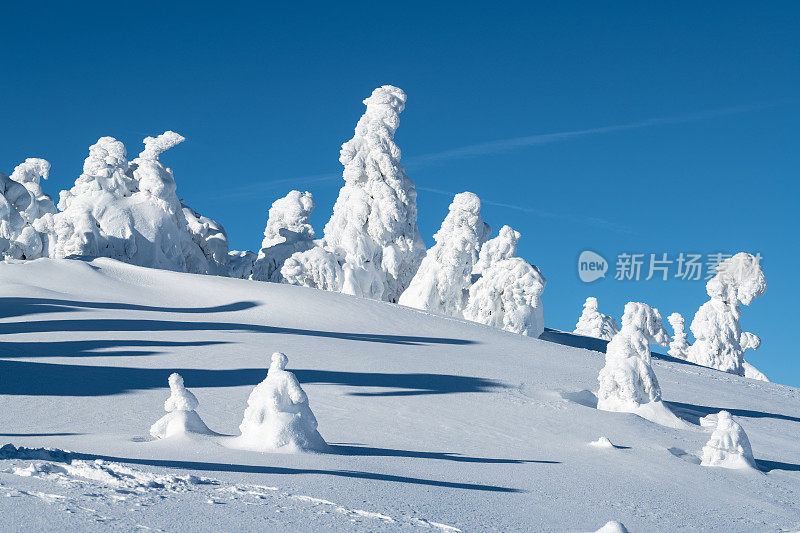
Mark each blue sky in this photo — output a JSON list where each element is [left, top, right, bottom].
[[1, 2, 798, 385]]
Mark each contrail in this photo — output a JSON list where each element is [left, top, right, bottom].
[[417, 186, 635, 235], [405, 99, 794, 166]]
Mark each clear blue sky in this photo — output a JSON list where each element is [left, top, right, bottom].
[[1, 2, 798, 385]]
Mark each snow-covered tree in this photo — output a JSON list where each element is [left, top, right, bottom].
[[252, 190, 316, 282], [473, 225, 519, 275], [700, 410, 756, 470], [150, 373, 214, 439], [227, 250, 257, 280], [283, 86, 426, 301], [463, 257, 546, 337], [182, 204, 230, 276], [573, 297, 620, 341], [238, 352, 326, 452], [0, 158, 57, 260], [666, 312, 690, 360], [398, 192, 490, 315], [596, 302, 683, 427], [281, 247, 344, 291], [687, 252, 766, 375], [51, 132, 228, 274], [742, 360, 769, 382]]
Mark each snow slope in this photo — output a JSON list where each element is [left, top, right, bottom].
[[0, 258, 798, 532]]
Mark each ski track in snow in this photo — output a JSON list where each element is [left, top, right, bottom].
[[0, 447, 460, 532]]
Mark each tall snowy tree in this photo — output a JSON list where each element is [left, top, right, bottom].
[[666, 312, 690, 360], [283, 85, 426, 301], [472, 225, 519, 275], [596, 302, 683, 427], [687, 252, 766, 376], [252, 190, 316, 282], [573, 297, 619, 341], [0, 158, 57, 260], [398, 192, 490, 316]]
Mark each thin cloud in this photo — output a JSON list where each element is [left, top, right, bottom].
[[406, 99, 794, 166]]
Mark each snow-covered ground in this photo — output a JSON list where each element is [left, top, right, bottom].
[[0, 258, 798, 531]]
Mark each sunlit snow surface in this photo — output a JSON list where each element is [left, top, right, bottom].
[[0, 258, 798, 531]]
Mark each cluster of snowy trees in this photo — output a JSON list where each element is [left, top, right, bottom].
[[150, 353, 326, 452], [1, 85, 546, 338], [575, 253, 767, 380]]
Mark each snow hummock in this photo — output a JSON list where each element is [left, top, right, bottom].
[[687, 252, 766, 376], [574, 297, 620, 341], [595, 521, 629, 533], [666, 312, 690, 360], [399, 192, 490, 316], [236, 352, 326, 453], [743, 360, 769, 382], [700, 411, 757, 470], [596, 302, 685, 428], [588, 436, 616, 449], [150, 373, 215, 439], [284, 86, 426, 302], [253, 190, 316, 282]]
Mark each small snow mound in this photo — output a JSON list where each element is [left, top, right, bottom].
[[150, 373, 215, 439], [701, 411, 757, 470], [235, 352, 327, 453], [595, 521, 629, 533], [589, 437, 616, 449]]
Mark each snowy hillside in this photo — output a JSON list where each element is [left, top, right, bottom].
[[0, 258, 798, 532]]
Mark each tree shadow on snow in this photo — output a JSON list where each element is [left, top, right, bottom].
[[0, 297, 260, 319], [754, 459, 800, 473], [326, 443, 559, 464], [540, 328, 695, 366], [0, 318, 474, 347], [664, 401, 800, 425], [0, 339, 230, 359], [54, 451, 525, 493], [0, 361, 503, 397]]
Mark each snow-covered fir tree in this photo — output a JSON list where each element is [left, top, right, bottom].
[[150, 373, 214, 439], [398, 192, 490, 316], [463, 256, 546, 337], [472, 225, 519, 275], [700, 410, 756, 470], [252, 190, 316, 282], [573, 297, 620, 341], [282, 86, 426, 302], [227, 250, 257, 280], [666, 312, 690, 360], [51, 132, 228, 274], [182, 204, 230, 276], [238, 352, 326, 452], [687, 252, 766, 375], [0, 158, 57, 260], [596, 302, 683, 427]]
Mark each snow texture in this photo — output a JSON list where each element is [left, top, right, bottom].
[[573, 297, 620, 341], [700, 411, 757, 470], [237, 353, 326, 452], [596, 302, 682, 427], [687, 253, 767, 376], [666, 312, 690, 360], [50, 132, 226, 275], [253, 190, 316, 282], [399, 192, 490, 316], [463, 257, 546, 337], [150, 373, 214, 439], [0, 159, 57, 260], [285, 86, 426, 302]]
